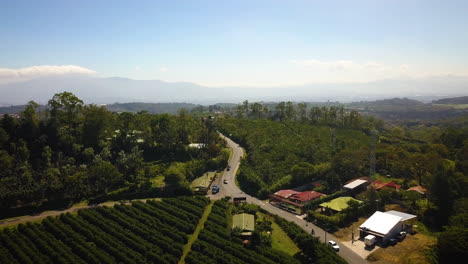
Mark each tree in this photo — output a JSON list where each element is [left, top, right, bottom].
[[285, 101, 296, 121], [430, 160, 457, 228], [88, 161, 122, 194], [82, 105, 113, 150], [18, 101, 40, 144], [297, 103, 307, 122], [275, 102, 286, 121], [48, 92, 84, 148], [251, 103, 263, 119]]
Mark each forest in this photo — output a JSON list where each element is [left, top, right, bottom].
[[0, 92, 228, 217], [216, 100, 468, 263]]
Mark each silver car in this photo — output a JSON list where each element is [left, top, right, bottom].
[[328, 240, 340, 252]]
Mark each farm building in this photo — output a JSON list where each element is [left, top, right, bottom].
[[191, 172, 215, 194], [343, 177, 370, 195], [370, 180, 401, 191], [232, 213, 255, 236], [269, 189, 325, 214], [359, 211, 416, 243], [319, 197, 362, 214]]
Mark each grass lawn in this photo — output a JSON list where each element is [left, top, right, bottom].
[[367, 232, 436, 264], [333, 217, 367, 241], [257, 212, 300, 256], [271, 221, 300, 256]]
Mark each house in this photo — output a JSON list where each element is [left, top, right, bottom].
[[407, 185, 427, 195], [359, 211, 416, 243], [370, 180, 401, 191], [269, 189, 325, 214], [320, 197, 363, 214], [191, 172, 215, 194], [343, 177, 370, 195], [232, 213, 255, 236]]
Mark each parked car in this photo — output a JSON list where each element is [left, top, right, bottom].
[[328, 240, 340, 251], [226, 165, 231, 171], [396, 231, 407, 241], [223, 179, 228, 184], [212, 184, 219, 194]]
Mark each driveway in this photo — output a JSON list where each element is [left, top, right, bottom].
[[211, 133, 367, 264]]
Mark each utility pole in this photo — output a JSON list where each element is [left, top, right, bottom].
[[369, 129, 377, 179]]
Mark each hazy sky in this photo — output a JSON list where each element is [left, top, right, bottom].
[[1, 0, 468, 86]]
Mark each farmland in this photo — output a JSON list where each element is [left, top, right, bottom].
[[185, 200, 300, 264], [0, 196, 210, 264]]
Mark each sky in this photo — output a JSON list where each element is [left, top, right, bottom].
[[1, 0, 468, 87]]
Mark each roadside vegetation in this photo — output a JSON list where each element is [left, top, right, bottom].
[[217, 100, 468, 263]]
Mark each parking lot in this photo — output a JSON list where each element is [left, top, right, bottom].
[[341, 239, 379, 259]]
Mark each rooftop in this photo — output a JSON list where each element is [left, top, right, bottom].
[[191, 172, 215, 188], [291, 191, 324, 202], [385, 210, 417, 222], [407, 185, 427, 194], [343, 179, 368, 190], [320, 197, 362, 212], [232, 213, 255, 232], [360, 211, 402, 236], [371, 180, 401, 190], [274, 189, 300, 199]]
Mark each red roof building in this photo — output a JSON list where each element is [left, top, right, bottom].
[[270, 189, 326, 214], [370, 180, 401, 190], [274, 189, 300, 199], [289, 191, 325, 204], [407, 185, 427, 194]]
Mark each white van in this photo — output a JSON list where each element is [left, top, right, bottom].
[[364, 235, 376, 247]]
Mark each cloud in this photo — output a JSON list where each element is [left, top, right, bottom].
[[158, 66, 168, 72], [0, 65, 96, 83], [291, 59, 390, 71], [289, 59, 416, 83]]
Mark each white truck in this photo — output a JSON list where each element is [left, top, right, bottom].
[[364, 235, 376, 247]]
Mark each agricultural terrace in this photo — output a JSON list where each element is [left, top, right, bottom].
[[0, 196, 210, 264], [185, 200, 300, 264]]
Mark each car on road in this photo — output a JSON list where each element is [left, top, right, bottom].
[[226, 165, 231, 171], [223, 179, 228, 184], [328, 240, 340, 251], [212, 184, 219, 194]]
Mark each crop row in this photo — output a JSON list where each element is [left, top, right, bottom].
[[0, 197, 208, 264], [186, 200, 299, 264]]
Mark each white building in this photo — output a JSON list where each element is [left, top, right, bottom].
[[359, 211, 416, 243]]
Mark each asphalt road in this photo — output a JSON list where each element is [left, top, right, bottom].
[[210, 133, 367, 264]]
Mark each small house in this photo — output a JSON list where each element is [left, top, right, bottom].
[[232, 213, 255, 236]]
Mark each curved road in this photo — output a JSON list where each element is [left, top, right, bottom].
[[211, 133, 367, 264]]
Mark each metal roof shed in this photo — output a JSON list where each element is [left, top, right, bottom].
[[232, 213, 255, 235], [343, 179, 368, 190], [359, 211, 403, 242], [385, 210, 417, 222]]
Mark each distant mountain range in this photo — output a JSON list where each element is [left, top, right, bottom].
[[433, 96, 468, 104], [0, 74, 467, 106]]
